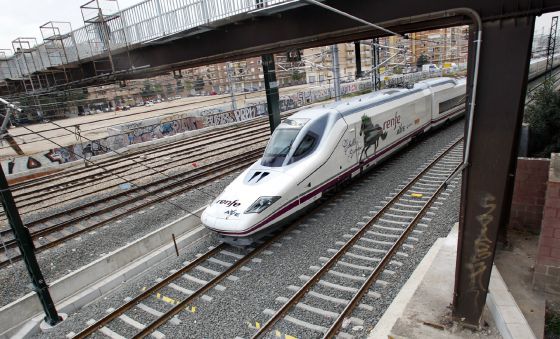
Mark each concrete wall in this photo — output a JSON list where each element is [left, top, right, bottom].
[[533, 154, 560, 294], [509, 158, 550, 232], [1, 80, 374, 180]]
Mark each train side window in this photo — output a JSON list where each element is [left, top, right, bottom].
[[438, 94, 466, 114], [289, 132, 317, 164]]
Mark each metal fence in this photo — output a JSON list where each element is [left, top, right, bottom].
[[0, 0, 293, 80]]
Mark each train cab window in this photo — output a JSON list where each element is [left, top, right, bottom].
[[288, 132, 317, 164], [261, 118, 309, 167]]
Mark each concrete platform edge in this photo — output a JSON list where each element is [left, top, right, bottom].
[[369, 222, 537, 339], [486, 266, 537, 339], [0, 206, 210, 338], [368, 232, 447, 338]]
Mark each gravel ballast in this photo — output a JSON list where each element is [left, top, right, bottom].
[[21, 119, 467, 338]]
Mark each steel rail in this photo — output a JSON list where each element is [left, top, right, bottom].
[[9, 106, 293, 193], [130, 218, 297, 339], [2, 150, 261, 244], [11, 123, 270, 197], [76, 162, 335, 338], [0, 128, 271, 230], [73, 243, 227, 338], [525, 67, 560, 106], [323, 163, 462, 337], [0, 149, 263, 246], [251, 137, 463, 338], [0, 114, 275, 221], [7, 131, 270, 212], [0, 152, 261, 268]]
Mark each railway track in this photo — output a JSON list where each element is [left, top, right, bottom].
[[0, 149, 264, 268], [72, 211, 307, 339], [0, 106, 310, 268], [250, 137, 463, 338], [0, 122, 274, 259], [69, 137, 463, 339], [1, 130, 270, 222], [11, 116, 271, 196], [0, 109, 298, 235], [1, 120, 270, 214]]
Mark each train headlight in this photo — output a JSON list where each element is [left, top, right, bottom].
[[245, 196, 280, 214]]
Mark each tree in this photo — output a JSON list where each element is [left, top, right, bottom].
[[525, 79, 560, 157], [194, 76, 205, 92], [176, 79, 185, 93], [141, 80, 155, 97], [416, 54, 429, 68], [154, 83, 163, 95], [291, 69, 305, 82]]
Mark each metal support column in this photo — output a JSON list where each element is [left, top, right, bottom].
[[331, 44, 341, 101], [261, 54, 281, 132], [453, 16, 535, 327], [546, 16, 558, 79], [354, 41, 362, 79], [372, 38, 380, 91], [226, 62, 237, 110], [0, 165, 61, 325]]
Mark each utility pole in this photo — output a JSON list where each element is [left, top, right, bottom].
[[354, 41, 363, 79], [0, 162, 61, 326], [226, 62, 237, 110], [546, 16, 558, 79], [331, 44, 341, 101]]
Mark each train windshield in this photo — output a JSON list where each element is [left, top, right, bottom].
[[261, 119, 309, 167]]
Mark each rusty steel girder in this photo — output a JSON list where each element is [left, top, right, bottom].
[[453, 16, 535, 326]]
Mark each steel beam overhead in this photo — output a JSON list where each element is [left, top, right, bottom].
[[3, 0, 560, 93]]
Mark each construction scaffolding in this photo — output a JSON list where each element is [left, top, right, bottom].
[[80, 0, 131, 76], [0, 50, 17, 95], [11, 38, 47, 93], [40, 21, 82, 86]]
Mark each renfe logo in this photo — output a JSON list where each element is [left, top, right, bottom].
[[216, 199, 241, 207], [383, 112, 401, 130]]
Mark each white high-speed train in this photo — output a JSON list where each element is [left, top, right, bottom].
[[201, 77, 466, 244], [528, 55, 560, 80]]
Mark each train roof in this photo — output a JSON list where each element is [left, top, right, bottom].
[[290, 77, 464, 121]]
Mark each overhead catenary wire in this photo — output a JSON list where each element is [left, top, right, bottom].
[[33, 116, 219, 200], [4, 30, 465, 110], [1, 73, 372, 143], [3, 30, 467, 114], [1, 30, 472, 155], [0, 66, 468, 156], [299, 0, 402, 37], [3, 56, 467, 144], [0, 110, 211, 219]]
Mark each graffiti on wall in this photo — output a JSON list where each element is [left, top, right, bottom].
[[2, 80, 373, 177], [2, 107, 248, 176], [204, 106, 259, 127]]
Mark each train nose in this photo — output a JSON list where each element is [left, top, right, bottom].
[[201, 168, 292, 235], [200, 193, 261, 232]]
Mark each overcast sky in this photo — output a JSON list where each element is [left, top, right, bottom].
[[0, 0, 142, 52], [0, 1, 559, 52]]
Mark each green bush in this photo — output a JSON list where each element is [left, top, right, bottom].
[[525, 79, 560, 157]]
